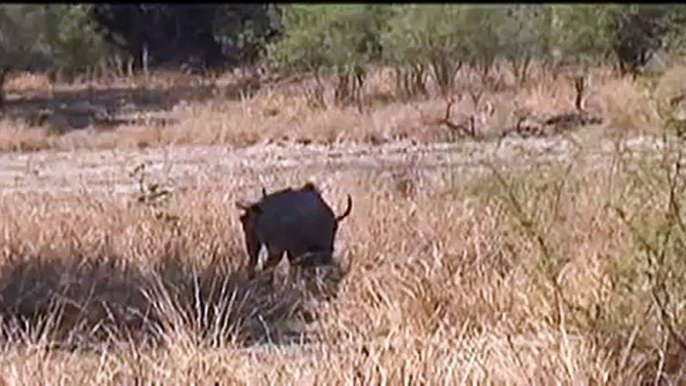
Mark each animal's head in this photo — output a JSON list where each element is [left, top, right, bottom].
[[235, 200, 263, 251], [236, 199, 263, 224]]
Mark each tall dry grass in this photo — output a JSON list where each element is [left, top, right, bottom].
[[1, 64, 686, 383], [0, 63, 675, 153], [1, 135, 686, 383]]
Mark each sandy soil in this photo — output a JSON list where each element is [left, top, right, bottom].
[[0, 130, 662, 196]]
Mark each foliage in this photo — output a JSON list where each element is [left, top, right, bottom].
[[382, 4, 471, 96], [90, 5, 224, 69], [660, 5, 686, 53], [547, 5, 615, 67], [0, 5, 118, 103], [496, 5, 551, 84], [268, 5, 383, 73], [268, 5, 388, 106], [461, 6, 505, 78], [2, 3, 686, 91], [0, 5, 113, 72], [267, 5, 332, 74], [213, 5, 282, 66], [51, 5, 114, 75], [610, 5, 671, 78], [0, 5, 52, 71]]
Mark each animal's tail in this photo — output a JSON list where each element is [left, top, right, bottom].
[[335, 194, 353, 222]]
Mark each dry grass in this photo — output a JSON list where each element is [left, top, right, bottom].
[[0, 137, 685, 383], [0, 63, 686, 384], [0, 63, 674, 153]]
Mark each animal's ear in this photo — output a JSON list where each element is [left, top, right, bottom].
[[236, 200, 264, 215], [302, 182, 318, 191]]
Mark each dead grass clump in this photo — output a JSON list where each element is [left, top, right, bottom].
[[4, 72, 52, 93], [597, 77, 660, 134], [0, 120, 54, 152], [173, 95, 445, 146], [0, 247, 319, 350], [0, 251, 159, 349]]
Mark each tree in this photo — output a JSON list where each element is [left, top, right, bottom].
[[213, 4, 282, 66], [659, 5, 686, 54], [268, 5, 387, 107], [547, 5, 614, 68], [0, 5, 113, 104], [382, 5, 471, 97], [0, 5, 53, 73], [496, 5, 551, 84], [90, 4, 224, 71], [461, 5, 505, 81], [610, 5, 670, 78], [49, 5, 114, 79]]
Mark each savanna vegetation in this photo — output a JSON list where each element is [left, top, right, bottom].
[[2, 4, 686, 384]]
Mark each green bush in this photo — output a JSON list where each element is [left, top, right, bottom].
[[382, 5, 471, 96], [268, 5, 388, 107]]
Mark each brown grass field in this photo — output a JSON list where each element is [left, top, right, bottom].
[[1, 63, 686, 384]]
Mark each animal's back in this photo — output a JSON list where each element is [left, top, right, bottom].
[[255, 188, 337, 253], [259, 186, 334, 219]]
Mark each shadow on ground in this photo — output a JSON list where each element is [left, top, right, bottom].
[[0, 245, 335, 352], [0, 77, 261, 132]]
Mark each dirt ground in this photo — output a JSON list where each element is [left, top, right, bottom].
[[0, 127, 658, 196]]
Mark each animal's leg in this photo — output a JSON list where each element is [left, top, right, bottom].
[[246, 241, 261, 280], [286, 251, 302, 285], [263, 247, 285, 286], [263, 247, 285, 270]]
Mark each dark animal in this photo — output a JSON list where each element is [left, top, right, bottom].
[[236, 182, 353, 280]]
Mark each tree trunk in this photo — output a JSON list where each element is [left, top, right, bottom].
[[335, 67, 356, 107], [310, 69, 326, 109], [394, 66, 407, 100], [0, 68, 6, 108], [353, 66, 366, 111], [142, 43, 149, 76], [520, 56, 531, 84], [412, 63, 428, 98], [127, 55, 135, 77], [574, 75, 585, 111]]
